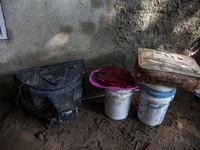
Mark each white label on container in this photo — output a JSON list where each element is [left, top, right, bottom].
[[153, 50, 185, 63]]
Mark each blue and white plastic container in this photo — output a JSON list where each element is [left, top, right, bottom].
[[193, 89, 200, 100], [137, 84, 176, 126]]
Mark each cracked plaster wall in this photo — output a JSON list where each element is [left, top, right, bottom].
[[0, 0, 199, 98]]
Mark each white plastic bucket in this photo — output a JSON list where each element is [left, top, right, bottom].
[[104, 89, 134, 120], [137, 84, 176, 126]]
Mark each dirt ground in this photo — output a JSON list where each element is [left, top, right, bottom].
[[0, 88, 200, 150]]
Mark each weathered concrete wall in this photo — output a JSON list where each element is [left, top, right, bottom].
[[0, 0, 118, 97], [0, 0, 200, 98], [113, 0, 200, 71]]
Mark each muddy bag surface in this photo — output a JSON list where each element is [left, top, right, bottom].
[[135, 48, 200, 90], [13, 59, 84, 125]]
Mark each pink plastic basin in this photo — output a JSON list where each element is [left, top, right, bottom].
[[89, 69, 139, 90]]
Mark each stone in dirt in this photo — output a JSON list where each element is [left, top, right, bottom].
[[37, 132, 45, 141]]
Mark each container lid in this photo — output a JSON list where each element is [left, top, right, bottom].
[[145, 84, 176, 92], [89, 69, 139, 90], [138, 48, 200, 78]]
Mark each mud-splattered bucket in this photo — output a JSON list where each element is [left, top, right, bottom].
[[137, 84, 176, 126], [105, 89, 134, 120]]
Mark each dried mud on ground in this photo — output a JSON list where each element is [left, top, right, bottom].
[[0, 89, 200, 150]]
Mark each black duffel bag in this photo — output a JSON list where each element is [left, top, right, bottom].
[[13, 59, 84, 125]]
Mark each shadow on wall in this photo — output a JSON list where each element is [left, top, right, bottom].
[[113, 0, 200, 71], [0, 4, 116, 100], [0, 24, 76, 101]]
